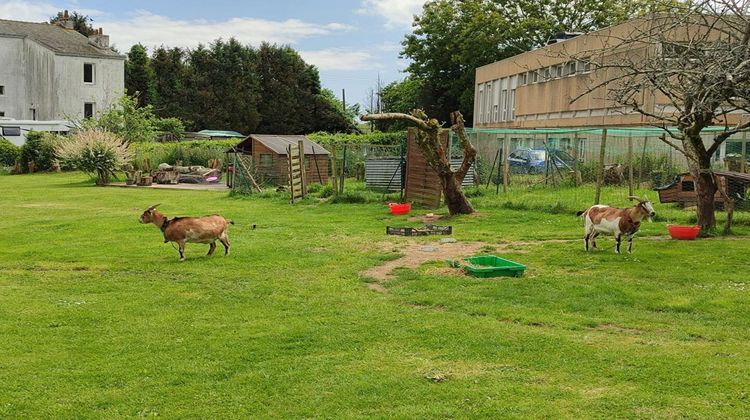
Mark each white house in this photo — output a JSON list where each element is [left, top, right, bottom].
[[0, 15, 124, 131]]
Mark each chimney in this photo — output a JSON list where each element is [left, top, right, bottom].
[[58, 10, 75, 30], [88, 27, 110, 48]]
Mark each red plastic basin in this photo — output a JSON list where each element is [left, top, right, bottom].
[[667, 225, 701, 240], [388, 202, 411, 215]]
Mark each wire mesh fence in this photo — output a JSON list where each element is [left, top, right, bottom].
[[453, 126, 750, 217]]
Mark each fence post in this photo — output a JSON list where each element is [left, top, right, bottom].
[[628, 132, 634, 196], [639, 136, 648, 185], [340, 144, 347, 194], [742, 131, 748, 173], [502, 135, 510, 193], [594, 128, 608, 205], [572, 137, 582, 186], [331, 145, 338, 195]]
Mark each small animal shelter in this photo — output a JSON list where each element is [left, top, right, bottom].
[[228, 134, 330, 185]]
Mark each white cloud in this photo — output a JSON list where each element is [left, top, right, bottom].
[[0, 1, 103, 21], [357, 0, 426, 29], [0, 3, 352, 52], [299, 49, 381, 71], [98, 10, 352, 51]]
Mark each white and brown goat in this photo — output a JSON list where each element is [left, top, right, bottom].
[[576, 196, 656, 253], [140, 204, 234, 261]]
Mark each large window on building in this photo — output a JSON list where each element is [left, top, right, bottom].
[[0, 85, 4, 95], [84, 63, 95, 84], [84, 102, 95, 119]]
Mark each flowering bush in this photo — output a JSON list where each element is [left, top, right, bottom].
[[57, 129, 132, 185]]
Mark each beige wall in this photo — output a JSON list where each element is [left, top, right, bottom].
[[473, 18, 744, 129]]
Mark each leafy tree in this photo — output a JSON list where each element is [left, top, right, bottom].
[[151, 47, 189, 124], [125, 44, 156, 107], [49, 11, 95, 36], [401, 0, 660, 123], [0, 138, 20, 166], [20, 131, 59, 172], [311, 89, 358, 133], [378, 77, 425, 131]]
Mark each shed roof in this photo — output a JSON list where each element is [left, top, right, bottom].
[[233, 134, 330, 155], [0, 19, 123, 59], [196, 130, 244, 138]]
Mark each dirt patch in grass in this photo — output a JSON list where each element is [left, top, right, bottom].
[[361, 240, 489, 282], [595, 323, 645, 335]]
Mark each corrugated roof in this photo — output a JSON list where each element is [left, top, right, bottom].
[[0, 19, 123, 59], [197, 130, 244, 138], [234, 134, 330, 155]]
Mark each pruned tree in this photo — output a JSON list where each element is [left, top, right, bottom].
[[564, 0, 750, 230], [360, 110, 477, 215]]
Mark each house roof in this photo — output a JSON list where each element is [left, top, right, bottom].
[[0, 19, 123, 59], [233, 134, 330, 155]]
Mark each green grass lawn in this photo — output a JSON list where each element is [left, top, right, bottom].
[[1, 172, 749, 417]]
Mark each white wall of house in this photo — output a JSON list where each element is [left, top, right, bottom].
[[0, 35, 123, 122], [54, 54, 124, 120], [0, 36, 27, 119]]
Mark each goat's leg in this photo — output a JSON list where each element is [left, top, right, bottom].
[[219, 235, 230, 255], [615, 235, 622, 254], [207, 241, 217, 256], [591, 232, 600, 250], [627, 235, 634, 253], [584, 233, 590, 251], [178, 240, 186, 261]]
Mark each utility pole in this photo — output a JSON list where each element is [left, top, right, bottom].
[[342, 89, 346, 112]]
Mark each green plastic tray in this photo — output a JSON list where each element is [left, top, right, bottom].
[[449, 255, 526, 278]]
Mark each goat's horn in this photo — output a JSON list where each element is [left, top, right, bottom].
[[148, 203, 161, 210]]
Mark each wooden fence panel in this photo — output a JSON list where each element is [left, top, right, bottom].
[[404, 128, 448, 208]]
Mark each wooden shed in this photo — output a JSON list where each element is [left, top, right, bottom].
[[229, 134, 330, 185], [655, 171, 750, 208]]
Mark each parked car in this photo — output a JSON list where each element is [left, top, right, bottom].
[[508, 148, 576, 174]]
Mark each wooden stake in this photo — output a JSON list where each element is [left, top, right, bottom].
[[502, 136, 510, 193], [627, 132, 634, 196], [594, 129, 608, 205]]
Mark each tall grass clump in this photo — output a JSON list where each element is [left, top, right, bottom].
[[57, 129, 132, 185]]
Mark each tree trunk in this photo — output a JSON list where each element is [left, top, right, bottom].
[[685, 134, 717, 230], [439, 170, 474, 215]]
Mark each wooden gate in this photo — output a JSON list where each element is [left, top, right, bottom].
[[404, 128, 449, 208], [287, 140, 307, 203]]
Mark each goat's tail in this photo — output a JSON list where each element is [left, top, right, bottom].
[[228, 219, 235, 225], [576, 210, 586, 217]]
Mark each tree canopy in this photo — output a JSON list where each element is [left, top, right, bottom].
[[124, 40, 357, 135]]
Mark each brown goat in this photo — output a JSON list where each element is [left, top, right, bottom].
[[140, 204, 234, 261], [576, 196, 656, 253]]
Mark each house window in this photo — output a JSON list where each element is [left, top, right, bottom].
[[577, 59, 592, 74], [0, 112, 4, 117], [84, 63, 95, 84], [565, 61, 577, 76], [531, 71, 539, 83], [259, 153, 273, 167], [2, 126, 21, 136], [0, 85, 4, 95], [84, 102, 95, 119]]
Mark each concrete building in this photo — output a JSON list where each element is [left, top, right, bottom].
[[472, 19, 745, 130], [0, 15, 124, 124]]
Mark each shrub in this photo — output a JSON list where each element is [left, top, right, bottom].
[[0, 138, 20, 166], [317, 184, 335, 198], [20, 131, 60, 172], [329, 191, 368, 204], [57, 129, 132, 185]]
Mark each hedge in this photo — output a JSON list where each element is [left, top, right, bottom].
[[129, 139, 239, 170], [308, 131, 406, 146]]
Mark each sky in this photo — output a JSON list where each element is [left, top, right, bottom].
[[0, 0, 428, 111]]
